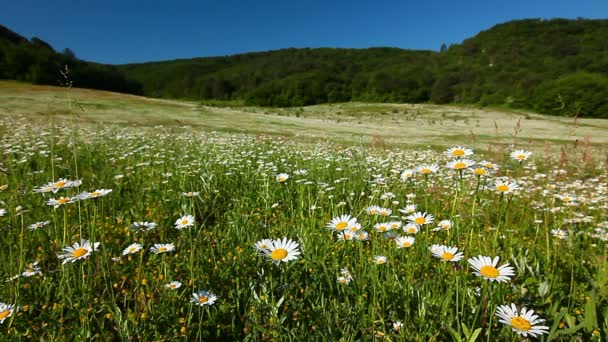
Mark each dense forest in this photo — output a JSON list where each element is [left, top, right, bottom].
[[2, 19, 608, 117]]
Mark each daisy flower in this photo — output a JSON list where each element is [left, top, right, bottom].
[[78, 189, 112, 200], [445, 146, 473, 158], [374, 255, 387, 265], [468, 256, 515, 282], [395, 236, 415, 248], [480, 160, 499, 170], [471, 167, 489, 176], [510, 150, 532, 162], [27, 221, 50, 230], [275, 173, 290, 183], [254, 239, 274, 254], [355, 231, 369, 241], [495, 303, 549, 338], [262, 237, 300, 265], [416, 164, 439, 175], [446, 159, 475, 171], [337, 229, 356, 241], [175, 215, 195, 230], [122, 243, 143, 256], [403, 223, 420, 234], [337, 276, 352, 285], [551, 229, 568, 240], [393, 321, 403, 331], [47, 196, 75, 208], [150, 243, 175, 254], [326, 214, 357, 232], [0, 303, 17, 324], [433, 220, 453, 231], [378, 207, 392, 217], [388, 221, 402, 230], [57, 240, 100, 265], [400, 169, 415, 181], [182, 191, 200, 197], [374, 222, 391, 233], [130, 221, 157, 233], [398, 204, 417, 214], [494, 180, 520, 194], [164, 281, 182, 290], [431, 245, 464, 262], [365, 205, 382, 215], [190, 290, 217, 306], [406, 212, 434, 225], [0, 209, 5, 217], [22, 261, 42, 277]]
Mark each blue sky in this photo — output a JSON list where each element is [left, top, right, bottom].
[[1, 0, 607, 64]]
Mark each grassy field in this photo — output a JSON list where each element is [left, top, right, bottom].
[[0, 81, 607, 340]]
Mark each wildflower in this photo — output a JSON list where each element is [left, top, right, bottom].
[[480, 160, 499, 170], [495, 303, 549, 338], [164, 281, 182, 290], [78, 189, 112, 200], [551, 229, 568, 240], [403, 223, 420, 234], [494, 180, 520, 194], [0, 303, 17, 324], [374, 222, 391, 233], [510, 150, 532, 162], [393, 321, 403, 331], [130, 221, 157, 233], [366, 205, 382, 215], [471, 167, 489, 176], [395, 236, 415, 248], [355, 231, 369, 241], [150, 243, 175, 254], [262, 237, 301, 265], [431, 245, 464, 262], [34, 178, 81, 193], [182, 191, 200, 197], [293, 169, 308, 175], [326, 214, 357, 232], [406, 212, 434, 225], [122, 243, 143, 256], [254, 239, 274, 254], [276, 173, 289, 183], [378, 207, 392, 216], [27, 221, 50, 230], [349, 222, 362, 232], [416, 164, 439, 175], [445, 146, 473, 158], [175, 215, 195, 230], [22, 261, 42, 277], [0, 209, 5, 217], [433, 220, 453, 231], [337, 229, 356, 241], [337, 276, 352, 285], [400, 169, 415, 181], [446, 159, 475, 171], [398, 204, 417, 214], [388, 221, 402, 230], [190, 290, 217, 306], [374, 255, 387, 265], [47, 196, 75, 208], [468, 256, 515, 282], [57, 240, 100, 265]]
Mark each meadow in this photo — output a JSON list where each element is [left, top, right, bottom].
[[0, 82, 607, 341]]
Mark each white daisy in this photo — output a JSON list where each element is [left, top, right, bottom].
[[430, 245, 463, 262], [262, 237, 300, 265], [395, 236, 415, 248], [150, 243, 175, 254], [468, 256, 515, 283], [122, 243, 143, 256], [190, 290, 217, 306], [57, 240, 100, 265], [175, 215, 195, 230], [495, 303, 549, 337]]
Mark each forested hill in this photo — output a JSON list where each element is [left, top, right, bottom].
[[2, 19, 608, 118], [0, 25, 142, 95]]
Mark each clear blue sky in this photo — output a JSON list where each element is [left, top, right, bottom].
[[1, 0, 607, 65]]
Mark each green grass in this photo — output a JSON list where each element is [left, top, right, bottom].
[[0, 81, 607, 340]]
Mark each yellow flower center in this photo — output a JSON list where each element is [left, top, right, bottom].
[[496, 185, 509, 192], [72, 248, 88, 258], [55, 181, 66, 188], [278, 177, 287, 182], [420, 169, 431, 174], [441, 252, 454, 260], [378, 226, 387, 232], [480, 265, 499, 278], [344, 233, 352, 240], [391, 224, 399, 229], [517, 154, 526, 160], [562, 197, 571, 202], [339, 278, 348, 284], [474, 168, 486, 175], [129, 247, 137, 253], [369, 210, 377, 215], [168, 284, 176, 289], [158, 247, 167, 252], [270, 248, 288, 261], [181, 219, 189, 225], [0, 309, 12, 320], [414, 217, 426, 225], [57, 197, 70, 204], [453, 150, 465, 156], [408, 228, 417, 233], [454, 162, 466, 169], [90, 191, 101, 197], [380, 211, 389, 216], [402, 242, 411, 248], [335, 222, 348, 230], [511, 316, 532, 331], [198, 296, 209, 304]]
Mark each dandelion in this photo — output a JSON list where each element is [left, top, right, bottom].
[[262, 237, 301, 265], [374, 255, 387, 265], [276, 173, 289, 183], [122, 243, 143, 256], [190, 290, 217, 306], [175, 215, 195, 230], [150, 243, 175, 254], [406, 212, 434, 225], [431, 245, 464, 262], [495, 303, 549, 338], [494, 180, 520, 194], [445, 146, 473, 158], [164, 281, 182, 290], [468, 256, 515, 283], [130, 221, 157, 233], [395, 236, 415, 248], [0, 303, 17, 324], [57, 240, 100, 265], [326, 214, 357, 232], [510, 150, 532, 162]]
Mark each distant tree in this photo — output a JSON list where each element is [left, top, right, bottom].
[[62, 48, 77, 61], [440, 43, 447, 53]]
